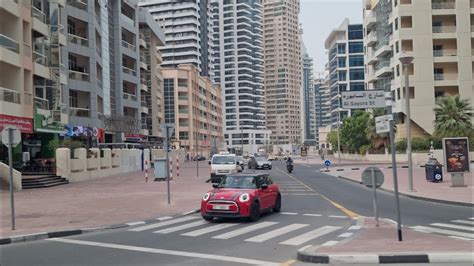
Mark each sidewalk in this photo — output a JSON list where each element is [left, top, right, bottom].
[[1, 161, 211, 239], [298, 217, 473, 264]]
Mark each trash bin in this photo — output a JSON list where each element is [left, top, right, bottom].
[[154, 158, 167, 181], [425, 158, 443, 182]]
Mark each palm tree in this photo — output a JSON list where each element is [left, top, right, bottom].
[[366, 108, 396, 150], [433, 95, 473, 138]]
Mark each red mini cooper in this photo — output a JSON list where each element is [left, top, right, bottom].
[[201, 173, 281, 222]]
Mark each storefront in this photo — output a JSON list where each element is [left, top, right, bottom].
[[0, 114, 34, 166]]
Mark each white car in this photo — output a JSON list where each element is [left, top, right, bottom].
[[209, 153, 240, 183]]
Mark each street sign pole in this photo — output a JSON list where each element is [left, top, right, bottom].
[[8, 128, 16, 230], [371, 167, 379, 227]]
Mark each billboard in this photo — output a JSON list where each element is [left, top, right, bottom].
[[443, 137, 470, 173]]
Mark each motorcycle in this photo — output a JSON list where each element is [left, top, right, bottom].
[[286, 162, 293, 173]]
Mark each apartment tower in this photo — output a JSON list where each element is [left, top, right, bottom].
[[302, 44, 316, 145], [314, 78, 331, 149]]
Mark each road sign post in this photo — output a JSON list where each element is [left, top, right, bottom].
[[2, 127, 21, 230], [160, 124, 175, 204], [324, 160, 331, 172], [362, 166, 384, 227]]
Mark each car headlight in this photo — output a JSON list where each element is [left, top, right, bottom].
[[239, 193, 250, 202], [202, 192, 210, 201]]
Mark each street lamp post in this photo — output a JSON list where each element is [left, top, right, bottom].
[[399, 55, 415, 192], [336, 109, 342, 166]]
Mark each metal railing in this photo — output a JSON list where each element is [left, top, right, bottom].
[[432, 2, 455, 9], [68, 34, 89, 47], [69, 107, 90, 117], [434, 73, 458, 80], [432, 25, 456, 33], [0, 87, 21, 104], [123, 92, 137, 101], [68, 70, 90, 81], [122, 66, 136, 76], [121, 40, 136, 51], [34, 96, 49, 109], [33, 50, 48, 65], [31, 6, 46, 23], [67, 0, 87, 10], [0, 34, 19, 53], [433, 49, 457, 57]]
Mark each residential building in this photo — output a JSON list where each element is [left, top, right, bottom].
[[263, 0, 303, 147], [363, 0, 474, 138], [314, 78, 331, 149], [210, 0, 270, 155], [302, 44, 316, 145], [138, 0, 215, 80], [324, 18, 365, 128], [162, 64, 224, 157], [138, 8, 166, 138]]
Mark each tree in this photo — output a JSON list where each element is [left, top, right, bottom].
[[326, 131, 338, 151], [340, 111, 371, 153], [433, 95, 473, 138], [365, 108, 397, 150]]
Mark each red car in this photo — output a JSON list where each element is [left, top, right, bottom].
[[201, 173, 281, 222]]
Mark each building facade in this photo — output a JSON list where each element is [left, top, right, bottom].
[[162, 64, 224, 157], [324, 19, 365, 128], [210, 0, 270, 155], [363, 0, 474, 138], [314, 78, 331, 149], [302, 45, 316, 145], [139, 0, 215, 79], [263, 0, 302, 146]]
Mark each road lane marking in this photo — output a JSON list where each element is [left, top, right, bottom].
[[448, 236, 474, 241], [411, 226, 474, 239], [279, 226, 341, 246], [348, 226, 361, 230], [212, 222, 278, 239], [154, 220, 208, 234], [469, 217, 474, 220], [276, 169, 317, 193], [181, 223, 240, 237], [126, 221, 146, 226], [430, 223, 474, 232], [338, 232, 353, 238], [321, 240, 338, 246], [129, 216, 200, 232], [297, 245, 312, 252], [156, 216, 173, 221], [452, 220, 474, 225], [47, 238, 279, 266], [245, 223, 309, 243], [281, 212, 298, 215], [329, 215, 349, 219], [303, 214, 322, 217]]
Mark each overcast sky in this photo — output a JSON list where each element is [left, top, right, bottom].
[[300, 0, 363, 75]]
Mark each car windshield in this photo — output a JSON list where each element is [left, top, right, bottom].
[[236, 156, 243, 161], [218, 176, 257, 189], [212, 156, 236, 164], [256, 157, 266, 162]]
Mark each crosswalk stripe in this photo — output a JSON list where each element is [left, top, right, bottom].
[[321, 240, 338, 246], [181, 223, 240, 237], [279, 226, 341, 246], [338, 232, 353, 238], [212, 222, 278, 239], [245, 224, 309, 243], [469, 218, 474, 220], [154, 220, 208, 234], [129, 216, 200, 232], [303, 214, 322, 217], [281, 212, 298, 215], [411, 226, 474, 239], [430, 223, 474, 232], [452, 220, 474, 225]]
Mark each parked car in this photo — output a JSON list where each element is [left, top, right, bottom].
[[193, 155, 206, 161], [248, 156, 272, 170], [236, 156, 246, 171], [209, 153, 239, 183], [201, 173, 281, 222]]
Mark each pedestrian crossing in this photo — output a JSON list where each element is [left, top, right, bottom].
[[127, 215, 347, 247], [275, 181, 318, 196], [411, 218, 474, 241]]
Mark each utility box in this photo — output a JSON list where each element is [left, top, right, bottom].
[[154, 158, 167, 181], [425, 158, 443, 182]]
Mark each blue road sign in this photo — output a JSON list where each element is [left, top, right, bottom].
[[324, 160, 331, 167]]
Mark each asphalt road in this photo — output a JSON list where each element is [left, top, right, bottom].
[[1, 160, 471, 266]]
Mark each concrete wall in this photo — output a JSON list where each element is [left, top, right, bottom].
[[0, 162, 22, 190]]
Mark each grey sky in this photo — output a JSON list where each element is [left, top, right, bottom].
[[300, 0, 363, 75]]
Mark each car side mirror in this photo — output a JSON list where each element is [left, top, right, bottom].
[[208, 161, 211, 165], [236, 161, 240, 165], [212, 183, 219, 188], [261, 183, 268, 189]]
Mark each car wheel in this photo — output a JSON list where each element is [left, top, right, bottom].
[[202, 216, 214, 222], [269, 166, 272, 170], [248, 201, 260, 222], [273, 194, 281, 213]]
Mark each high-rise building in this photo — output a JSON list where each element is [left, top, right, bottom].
[[314, 78, 331, 149], [324, 19, 365, 128], [211, 0, 270, 154], [139, 0, 215, 79], [263, 0, 302, 146], [302, 44, 316, 145], [162, 64, 224, 157], [363, 0, 473, 138]]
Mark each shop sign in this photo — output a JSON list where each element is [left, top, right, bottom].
[[0, 114, 33, 133], [443, 137, 470, 173], [34, 113, 64, 134]]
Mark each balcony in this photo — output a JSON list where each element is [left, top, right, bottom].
[[34, 96, 49, 110], [431, 1, 455, 9], [67, 0, 87, 11], [68, 34, 89, 47], [433, 49, 457, 58], [139, 33, 146, 48], [366, 31, 377, 47], [432, 26, 456, 33], [122, 66, 136, 76], [434, 73, 458, 81], [0, 34, 19, 53], [0, 87, 21, 104], [123, 92, 137, 101], [121, 40, 136, 51], [374, 44, 392, 57], [364, 13, 376, 30], [70, 107, 90, 117], [375, 63, 392, 77], [68, 70, 90, 81]]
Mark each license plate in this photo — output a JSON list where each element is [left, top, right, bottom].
[[213, 204, 230, 210]]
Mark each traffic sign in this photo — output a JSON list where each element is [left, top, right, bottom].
[[1, 127, 21, 148], [375, 115, 393, 134], [160, 123, 175, 140], [324, 160, 331, 167], [341, 90, 386, 109], [362, 166, 385, 187], [301, 147, 308, 157]]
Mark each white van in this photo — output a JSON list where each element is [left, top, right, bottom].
[[209, 153, 240, 183]]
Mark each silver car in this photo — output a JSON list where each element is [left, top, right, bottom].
[[249, 156, 272, 170]]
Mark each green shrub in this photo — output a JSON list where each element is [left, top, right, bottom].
[[396, 138, 407, 153], [359, 144, 371, 155], [411, 137, 431, 152]]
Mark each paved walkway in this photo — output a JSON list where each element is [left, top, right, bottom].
[[0, 162, 211, 238]]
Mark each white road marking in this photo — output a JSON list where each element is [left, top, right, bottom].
[[126, 221, 146, 226], [281, 212, 298, 215], [430, 223, 474, 232], [212, 222, 278, 239], [337, 232, 353, 238], [47, 238, 279, 266], [154, 220, 208, 234], [321, 240, 338, 246], [156, 216, 173, 221], [182, 223, 240, 237], [411, 226, 474, 239], [448, 236, 474, 241], [469, 217, 474, 220], [182, 210, 198, 215], [129, 216, 200, 232], [348, 226, 361, 230], [303, 214, 322, 217], [279, 226, 341, 246], [297, 245, 312, 252], [329, 215, 348, 219], [245, 223, 309, 243], [451, 220, 474, 226]]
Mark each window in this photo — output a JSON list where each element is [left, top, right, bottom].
[[350, 83, 365, 91], [348, 25, 363, 40], [69, 90, 78, 107], [349, 69, 364, 80], [396, 64, 400, 76], [338, 71, 346, 81], [349, 55, 364, 67], [337, 43, 346, 54], [179, 132, 189, 140], [394, 18, 399, 31], [164, 78, 175, 124], [338, 57, 346, 67], [395, 41, 399, 53], [348, 42, 363, 53]]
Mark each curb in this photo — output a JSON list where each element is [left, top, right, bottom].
[[297, 251, 474, 264], [333, 174, 473, 207], [0, 209, 200, 246]]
